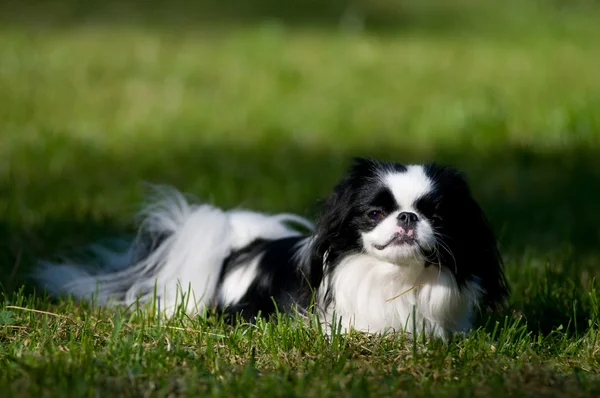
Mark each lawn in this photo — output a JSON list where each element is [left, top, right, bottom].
[[1, 0, 600, 396]]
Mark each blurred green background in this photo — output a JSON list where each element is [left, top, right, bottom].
[[1, 0, 600, 333]]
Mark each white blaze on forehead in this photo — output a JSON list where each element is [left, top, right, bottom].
[[382, 165, 432, 210]]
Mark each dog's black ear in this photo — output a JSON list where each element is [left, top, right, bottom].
[[466, 199, 510, 310], [424, 164, 510, 310], [311, 179, 353, 262], [309, 159, 371, 271]]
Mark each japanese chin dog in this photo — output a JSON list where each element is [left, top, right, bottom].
[[36, 158, 509, 339]]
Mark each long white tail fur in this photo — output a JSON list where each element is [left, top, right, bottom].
[[35, 187, 313, 316]]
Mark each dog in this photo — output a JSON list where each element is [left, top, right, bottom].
[[36, 158, 509, 339]]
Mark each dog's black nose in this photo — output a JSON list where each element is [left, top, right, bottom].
[[397, 212, 418, 226]]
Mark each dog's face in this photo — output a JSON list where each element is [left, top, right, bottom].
[[355, 165, 437, 265], [313, 158, 509, 308]]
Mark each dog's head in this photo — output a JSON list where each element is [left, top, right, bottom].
[[311, 158, 509, 309]]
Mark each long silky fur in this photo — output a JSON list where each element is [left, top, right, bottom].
[[35, 186, 312, 315]]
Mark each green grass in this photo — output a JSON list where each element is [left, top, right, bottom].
[[2, 0, 600, 396]]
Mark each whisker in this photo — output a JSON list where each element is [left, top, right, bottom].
[[429, 246, 443, 280], [428, 233, 458, 275], [436, 241, 458, 274]]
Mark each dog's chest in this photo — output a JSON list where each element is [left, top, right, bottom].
[[317, 256, 477, 337]]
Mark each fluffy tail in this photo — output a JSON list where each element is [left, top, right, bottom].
[[35, 187, 312, 316]]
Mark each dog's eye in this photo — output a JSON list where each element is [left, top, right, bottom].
[[367, 210, 386, 221]]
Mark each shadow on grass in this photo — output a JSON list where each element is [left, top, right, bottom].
[[2, 138, 600, 335]]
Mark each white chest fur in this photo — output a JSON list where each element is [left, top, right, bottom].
[[317, 254, 481, 339]]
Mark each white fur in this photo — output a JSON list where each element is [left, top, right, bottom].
[[317, 254, 481, 339], [361, 211, 436, 263], [219, 254, 263, 305], [227, 210, 313, 250], [36, 187, 311, 316], [383, 165, 432, 210]]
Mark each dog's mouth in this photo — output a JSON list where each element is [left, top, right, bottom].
[[373, 233, 417, 250]]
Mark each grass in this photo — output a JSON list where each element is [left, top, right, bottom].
[[1, 0, 600, 396]]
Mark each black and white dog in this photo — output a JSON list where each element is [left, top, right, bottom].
[[37, 158, 509, 339]]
